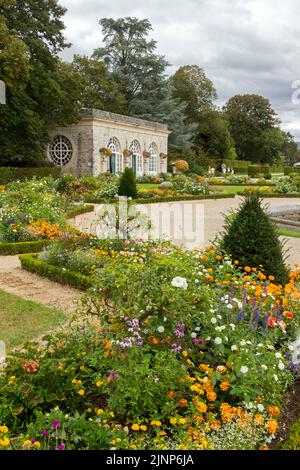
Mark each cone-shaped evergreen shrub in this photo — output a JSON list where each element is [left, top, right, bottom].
[[222, 191, 289, 284], [118, 168, 138, 199]]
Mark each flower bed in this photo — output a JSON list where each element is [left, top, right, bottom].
[[74, 194, 235, 204], [4, 236, 299, 450]]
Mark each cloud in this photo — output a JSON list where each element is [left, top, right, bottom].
[[59, 0, 300, 139]]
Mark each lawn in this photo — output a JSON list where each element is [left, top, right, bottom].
[[210, 185, 245, 195], [0, 289, 66, 351], [279, 227, 300, 238], [137, 183, 160, 190]]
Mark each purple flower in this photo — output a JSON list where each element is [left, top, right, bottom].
[[109, 371, 119, 381], [42, 431, 49, 437], [174, 322, 185, 338], [52, 419, 61, 429], [31, 438, 36, 443], [192, 338, 201, 344], [55, 444, 65, 451], [171, 343, 182, 353]]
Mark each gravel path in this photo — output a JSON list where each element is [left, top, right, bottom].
[[0, 255, 81, 313]]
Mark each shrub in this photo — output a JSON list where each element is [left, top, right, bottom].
[[221, 192, 289, 284], [0, 240, 51, 255], [0, 167, 61, 185], [159, 181, 174, 190], [118, 168, 138, 199], [248, 164, 270, 178]]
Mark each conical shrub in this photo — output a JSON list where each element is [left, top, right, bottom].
[[222, 191, 289, 284], [118, 168, 138, 199]]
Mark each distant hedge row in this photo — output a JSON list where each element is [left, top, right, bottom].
[[0, 167, 61, 184], [224, 161, 286, 176]]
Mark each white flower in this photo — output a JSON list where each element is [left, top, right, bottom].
[[217, 315, 222, 319], [157, 326, 165, 333], [191, 332, 197, 339], [211, 317, 217, 324], [261, 364, 268, 370], [171, 277, 188, 289], [195, 279, 199, 284], [229, 323, 236, 331], [257, 404, 265, 412], [278, 361, 285, 370], [240, 340, 246, 346], [246, 340, 252, 345], [240, 366, 249, 374], [273, 374, 279, 382], [195, 327, 201, 332], [275, 352, 282, 358], [226, 304, 233, 310], [215, 337, 222, 345], [231, 345, 238, 352]]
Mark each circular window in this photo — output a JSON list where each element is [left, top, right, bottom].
[[49, 136, 73, 166]]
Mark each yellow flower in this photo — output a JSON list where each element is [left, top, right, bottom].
[[96, 381, 104, 388], [0, 425, 8, 434], [78, 389, 85, 396], [150, 420, 162, 427], [23, 440, 32, 447], [109, 412, 115, 418], [182, 351, 188, 357], [0, 437, 10, 447], [197, 402, 208, 413], [140, 425, 147, 431], [131, 424, 140, 431], [72, 379, 78, 384], [170, 418, 177, 425], [33, 441, 41, 449], [96, 408, 104, 415], [179, 418, 187, 425], [8, 376, 16, 385]]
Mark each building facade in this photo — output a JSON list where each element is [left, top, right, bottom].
[[47, 109, 170, 177]]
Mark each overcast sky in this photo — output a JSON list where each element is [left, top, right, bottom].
[[60, 0, 300, 140]]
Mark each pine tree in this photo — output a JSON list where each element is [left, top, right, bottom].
[[118, 168, 138, 199], [222, 192, 288, 284]]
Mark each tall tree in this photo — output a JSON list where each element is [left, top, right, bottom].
[[72, 55, 127, 114], [196, 109, 235, 160], [93, 17, 168, 114], [224, 94, 281, 164], [0, 0, 81, 166], [171, 65, 217, 122], [281, 131, 300, 166], [93, 17, 195, 149]]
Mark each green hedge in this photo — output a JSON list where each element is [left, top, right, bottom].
[[237, 191, 300, 198], [75, 194, 235, 204], [0, 167, 61, 184], [224, 159, 250, 169], [65, 205, 94, 219], [248, 164, 270, 177], [284, 167, 300, 176], [0, 240, 52, 256], [19, 254, 93, 290], [270, 164, 284, 173]]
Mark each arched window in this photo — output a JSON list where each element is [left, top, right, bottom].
[[148, 143, 158, 175], [129, 140, 143, 176], [107, 137, 123, 174], [49, 136, 73, 166]]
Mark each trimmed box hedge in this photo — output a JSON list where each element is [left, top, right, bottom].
[[65, 205, 94, 219], [248, 164, 270, 177], [76, 194, 235, 204], [19, 254, 93, 290], [0, 240, 52, 256], [237, 191, 300, 198], [0, 167, 61, 184]]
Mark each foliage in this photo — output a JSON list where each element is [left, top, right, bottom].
[[19, 253, 93, 290], [1, 238, 300, 450], [118, 168, 138, 199], [0, 240, 51, 256], [222, 192, 289, 284], [281, 416, 300, 449], [0, 168, 61, 185], [171, 65, 217, 123], [273, 177, 297, 194], [224, 94, 283, 164]]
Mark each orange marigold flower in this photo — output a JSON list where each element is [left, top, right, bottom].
[[260, 445, 269, 451], [244, 266, 252, 273], [206, 391, 217, 402], [178, 399, 188, 408], [267, 406, 280, 416], [265, 419, 278, 434], [283, 311, 293, 319], [220, 381, 230, 391], [167, 390, 176, 399], [254, 414, 264, 425]]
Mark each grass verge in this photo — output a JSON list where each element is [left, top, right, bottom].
[[0, 289, 66, 351]]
